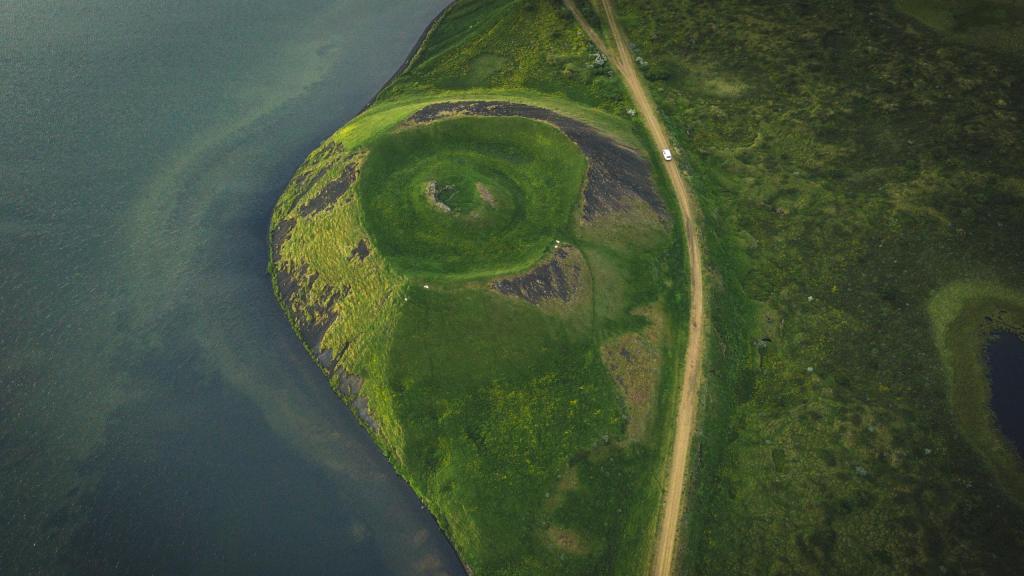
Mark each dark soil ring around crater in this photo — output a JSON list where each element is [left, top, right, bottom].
[[406, 101, 667, 221]]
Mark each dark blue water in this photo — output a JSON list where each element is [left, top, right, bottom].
[[0, 1, 461, 574], [987, 331, 1024, 459]]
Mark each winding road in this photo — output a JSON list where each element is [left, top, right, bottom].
[[565, 2, 707, 574]]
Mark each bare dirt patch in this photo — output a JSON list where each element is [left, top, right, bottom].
[[546, 526, 589, 555], [475, 181, 496, 206], [543, 464, 580, 514], [425, 180, 453, 213]]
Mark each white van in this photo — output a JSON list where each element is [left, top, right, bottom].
[[662, 148, 673, 161]]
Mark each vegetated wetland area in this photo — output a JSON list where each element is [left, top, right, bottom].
[[274, 0, 1024, 574], [4, 1, 1024, 576]]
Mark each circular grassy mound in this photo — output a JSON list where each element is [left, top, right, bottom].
[[359, 116, 587, 277]]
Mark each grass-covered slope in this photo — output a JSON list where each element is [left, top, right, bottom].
[[268, 3, 691, 572], [607, 0, 1024, 573]]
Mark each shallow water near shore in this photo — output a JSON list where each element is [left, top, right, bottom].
[[987, 331, 1024, 459], [0, 1, 461, 573]]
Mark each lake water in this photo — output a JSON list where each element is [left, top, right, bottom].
[[0, 1, 462, 574], [987, 331, 1024, 459]]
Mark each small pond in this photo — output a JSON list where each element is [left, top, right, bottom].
[[987, 331, 1024, 459]]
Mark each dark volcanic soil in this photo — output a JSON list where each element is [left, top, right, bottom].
[[299, 160, 358, 217], [277, 264, 347, 370], [349, 239, 371, 261], [273, 258, 376, 432], [270, 218, 296, 264], [407, 101, 666, 220], [492, 245, 583, 304]]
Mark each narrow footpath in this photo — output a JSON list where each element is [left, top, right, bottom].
[[564, 2, 707, 575]]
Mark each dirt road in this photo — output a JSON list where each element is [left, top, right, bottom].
[[565, 2, 706, 575]]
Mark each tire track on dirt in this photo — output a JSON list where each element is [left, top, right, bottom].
[[565, 2, 706, 574]]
